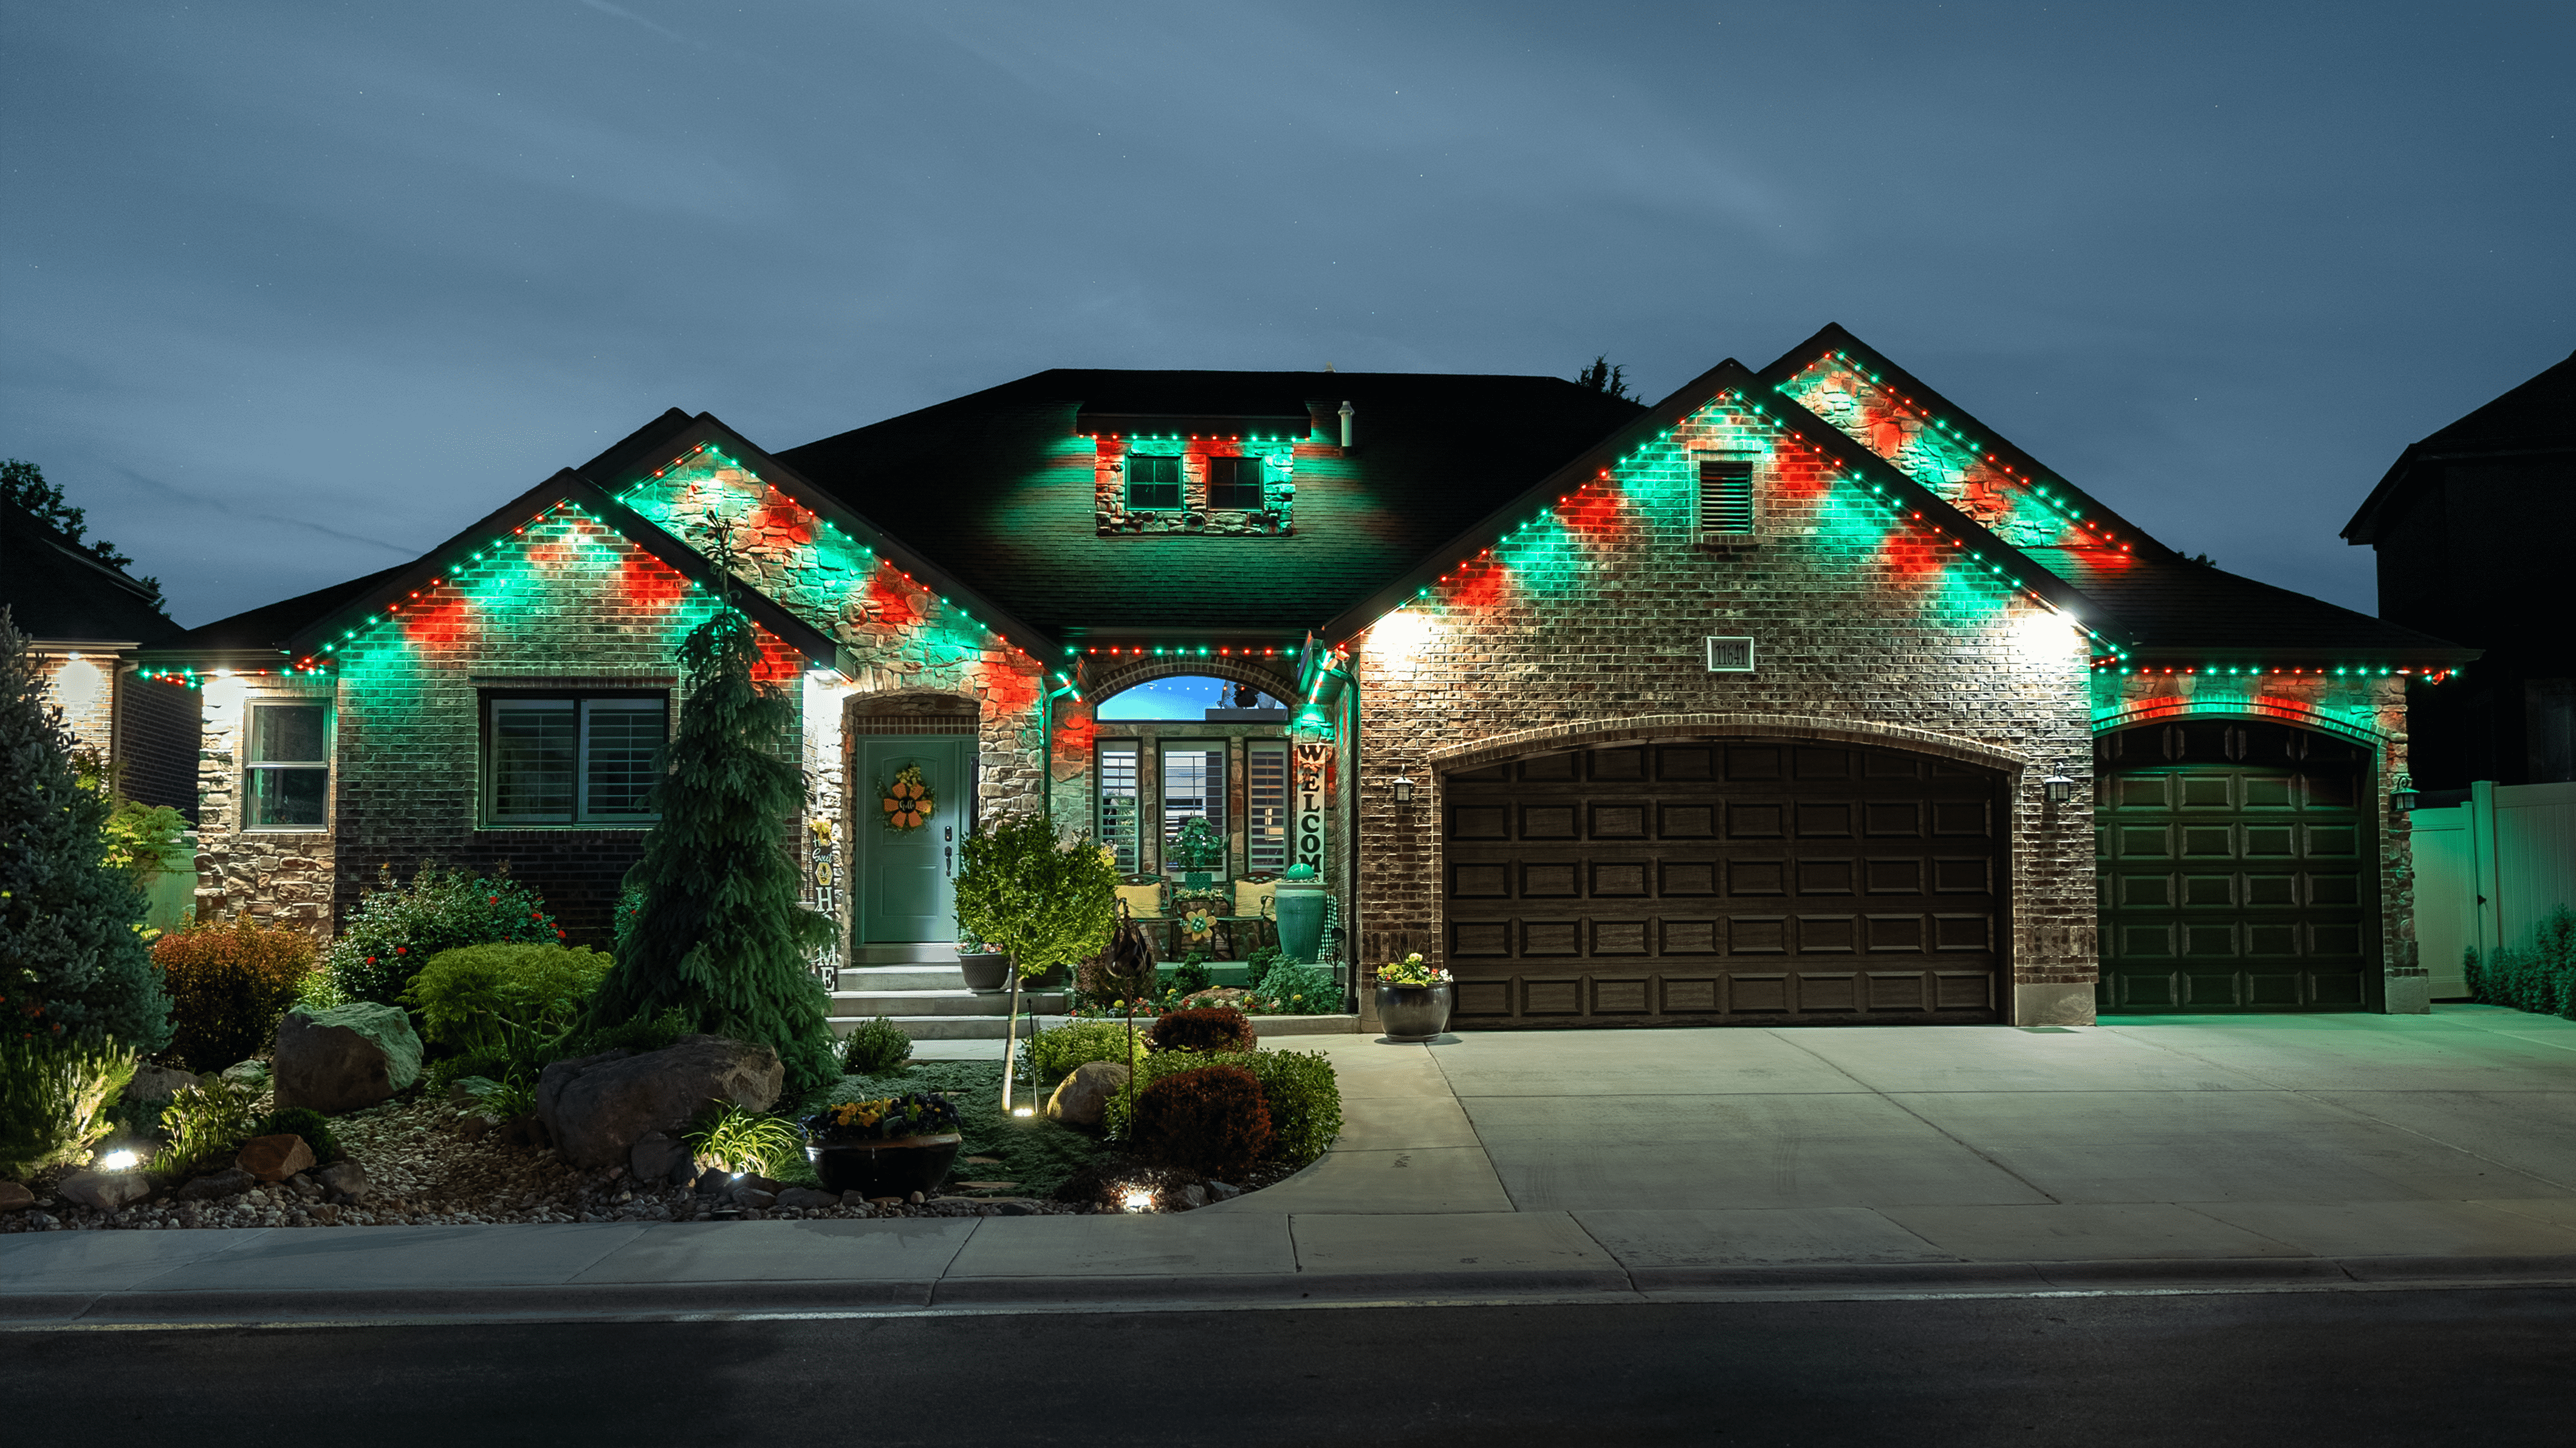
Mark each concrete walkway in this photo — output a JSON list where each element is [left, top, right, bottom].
[[12, 1005, 2576, 1322]]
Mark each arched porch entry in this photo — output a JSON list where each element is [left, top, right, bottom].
[[847, 692, 979, 944], [1438, 728, 2011, 1027], [2094, 717, 2379, 1012]]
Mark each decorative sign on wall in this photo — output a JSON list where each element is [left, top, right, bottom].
[[1292, 733, 1335, 872], [1705, 635, 1756, 673]]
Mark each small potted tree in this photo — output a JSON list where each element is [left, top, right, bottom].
[[954, 814, 1120, 1110]]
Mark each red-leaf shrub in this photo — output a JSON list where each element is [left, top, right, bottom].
[[151, 918, 316, 1071], [1148, 1006, 1256, 1055], [1130, 1064, 1273, 1178]]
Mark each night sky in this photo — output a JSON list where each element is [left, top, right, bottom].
[[6, 2, 2569, 627]]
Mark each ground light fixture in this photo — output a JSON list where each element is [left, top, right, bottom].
[[2043, 773, 2074, 806], [1121, 1189, 1155, 1213], [98, 1150, 139, 1172]]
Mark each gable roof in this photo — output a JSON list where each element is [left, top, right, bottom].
[[2, 501, 183, 647], [1316, 357, 2115, 647], [2342, 347, 2576, 545], [580, 410, 1060, 662], [151, 473, 838, 671], [776, 368, 1650, 641]]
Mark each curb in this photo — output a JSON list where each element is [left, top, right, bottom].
[[10, 1252, 2576, 1326]]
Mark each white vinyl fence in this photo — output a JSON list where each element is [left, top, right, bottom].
[[2410, 780, 2576, 997]]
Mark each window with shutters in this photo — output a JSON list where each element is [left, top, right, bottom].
[[1698, 458, 1756, 541], [1098, 742, 1143, 872], [484, 694, 666, 826], [1247, 741, 1288, 872]]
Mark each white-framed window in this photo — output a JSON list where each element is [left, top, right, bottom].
[[1698, 456, 1756, 540], [1247, 741, 1287, 873], [1098, 741, 1143, 873], [485, 695, 665, 826], [245, 703, 329, 830], [1160, 740, 1227, 875]]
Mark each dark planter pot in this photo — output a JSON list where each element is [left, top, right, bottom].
[[958, 952, 1012, 993], [1018, 961, 1066, 990], [806, 1133, 963, 1198], [1375, 983, 1451, 1042]]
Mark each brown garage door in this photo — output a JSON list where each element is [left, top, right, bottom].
[[1442, 739, 2007, 1026], [2095, 720, 2376, 1013]]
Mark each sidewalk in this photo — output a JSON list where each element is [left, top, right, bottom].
[[12, 1006, 2576, 1322]]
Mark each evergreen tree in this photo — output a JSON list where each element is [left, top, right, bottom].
[[0, 609, 171, 1054], [1575, 355, 1636, 401], [590, 603, 837, 1095]]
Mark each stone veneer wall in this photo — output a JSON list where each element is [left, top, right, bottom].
[[194, 671, 339, 938], [1348, 390, 2100, 1027], [2092, 671, 2422, 1011]]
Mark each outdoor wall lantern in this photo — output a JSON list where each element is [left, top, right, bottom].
[[2042, 773, 2074, 806], [2390, 774, 2419, 818], [1390, 776, 1416, 805]]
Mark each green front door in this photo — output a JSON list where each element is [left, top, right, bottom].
[[857, 736, 975, 943]]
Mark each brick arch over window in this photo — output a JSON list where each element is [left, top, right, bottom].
[[1428, 712, 2030, 779], [2091, 698, 2390, 752], [847, 689, 980, 735], [1083, 656, 1301, 712]]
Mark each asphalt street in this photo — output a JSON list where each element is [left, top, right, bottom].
[[13, 1287, 2576, 1446]]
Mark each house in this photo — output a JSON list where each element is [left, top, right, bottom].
[[139, 324, 2473, 1027], [4, 497, 198, 818], [2341, 348, 2576, 791]]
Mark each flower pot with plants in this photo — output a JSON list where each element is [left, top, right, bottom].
[[1374, 953, 1453, 1042], [953, 813, 1122, 1112], [804, 1091, 964, 1197], [956, 934, 1012, 994]]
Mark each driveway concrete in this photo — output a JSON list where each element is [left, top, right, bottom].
[[14, 1005, 2576, 1320]]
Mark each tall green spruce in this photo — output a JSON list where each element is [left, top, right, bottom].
[[0, 609, 171, 1053], [590, 602, 837, 1095]]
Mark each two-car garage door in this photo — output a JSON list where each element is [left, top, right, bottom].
[[1442, 739, 2006, 1026]]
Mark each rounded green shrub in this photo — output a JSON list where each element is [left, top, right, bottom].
[[839, 1016, 914, 1077], [1130, 1064, 1271, 1179], [325, 865, 565, 1008], [1024, 1019, 1137, 1081], [1148, 1006, 1256, 1055], [1106, 1047, 1341, 1168], [256, 1105, 340, 1164], [149, 918, 316, 1072], [403, 943, 612, 1055]]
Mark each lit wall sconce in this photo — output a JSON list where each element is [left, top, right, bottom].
[[1390, 776, 1416, 805], [2042, 773, 2074, 806], [2390, 774, 2419, 818]]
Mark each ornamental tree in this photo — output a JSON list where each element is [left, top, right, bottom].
[[590, 604, 837, 1096], [0, 609, 171, 1054], [954, 812, 1119, 980]]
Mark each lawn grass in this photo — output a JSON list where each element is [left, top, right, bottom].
[[791, 1060, 1105, 1198]]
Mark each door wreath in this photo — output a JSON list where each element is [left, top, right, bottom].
[[877, 762, 936, 833]]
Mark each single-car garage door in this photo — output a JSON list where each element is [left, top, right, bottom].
[[1442, 739, 2007, 1027], [2095, 720, 2376, 1013]]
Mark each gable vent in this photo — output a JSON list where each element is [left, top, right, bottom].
[[1699, 459, 1755, 539]]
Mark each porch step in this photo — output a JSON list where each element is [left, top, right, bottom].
[[827, 1014, 1074, 1041], [831, 988, 1067, 1020], [849, 942, 962, 966], [837, 965, 963, 991]]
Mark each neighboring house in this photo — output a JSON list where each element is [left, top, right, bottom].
[[2342, 349, 2576, 791], [2, 499, 197, 818], [142, 324, 2471, 1026]]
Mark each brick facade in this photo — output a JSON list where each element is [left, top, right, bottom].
[[1347, 390, 2100, 1026]]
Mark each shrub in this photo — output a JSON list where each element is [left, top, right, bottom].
[[326, 864, 565, 1008], [1165, 955, 1213, 997], [256, 1106, 340, 1164], [840, 1016, 914, 1076], [2466, 906, 2576, 1019], [403, 943, 612, 1056], [1249, 962, 1339, 1016], [685, 1101, 803, 1173], [480, 1071, 537, 1121], [1242, 945, 1286, 993], [423, 1050, 509, 1098], [1026, 1019, 1139, 1081], [1129, 1064, 1272, 1178], [156, 1076, 264, 1176], [1106, 1047, 1341, 1168], [149, 918, 316, 1072], [1149, 1006, 1256, 1055], [0, 1035, 138, 1178], [567, 1005, 694, 1060]]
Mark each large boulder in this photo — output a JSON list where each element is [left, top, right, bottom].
[[317, 1161, 374, 1204], [535, 1035, 784, 1170], [1046, 1060, 1131, 1127], [0, 1180, 35, 1211], [273, 1003, 422, 1114], [57, 1170, 151, 1213], [176, 1168, 255, 1202], [125, 1064, 200, 1107]]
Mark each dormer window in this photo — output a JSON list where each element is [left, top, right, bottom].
[[1208, 456, 1267, 511], [1128, 455, 1183, 511]]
